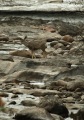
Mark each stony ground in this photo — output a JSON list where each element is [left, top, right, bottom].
[[0, 12, 84, 120]]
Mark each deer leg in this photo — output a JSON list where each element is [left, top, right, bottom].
[[42, 51, 47, 58], [31, 50, 36, 59]]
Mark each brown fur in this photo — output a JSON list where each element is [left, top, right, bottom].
[[20, 36, 47, 58]]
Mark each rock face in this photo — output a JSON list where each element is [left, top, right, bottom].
[[0, 0, 84, 12]]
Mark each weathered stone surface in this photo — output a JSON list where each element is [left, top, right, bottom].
[[70, 107, 84, 120], [7, 88, 59, 98], [57, 21, 84, 36], [0, 0, 84, 12], [14, 106, 54, 120], [10, 50, 32, 58], [37, 95, 69, 118], [51, 114, 64, 120], [0, 110, 16, 120], [67, 80, 84, 91], [0, 55, 14, 62], [46, 80, 67, 90], [0, 92, 8, 97], [21, 99, 37, 106], [51, 65, 84, 81], [62, 97, 74, 103], [0, 60, 17, 78], [0, 34, 9, 42], [0, 117, 13, 120]]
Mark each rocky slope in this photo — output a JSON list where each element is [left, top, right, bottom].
[[0, 10, 84, 120]]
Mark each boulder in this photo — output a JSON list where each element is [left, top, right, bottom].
[[21, 100, 37, 106], [67, 80, 84, 91], [4, 70, 49, 82], [46, 80, 67, 90], [14, 106, 54, 120], [62, 97, 74, 103], [0, 55, 14, 62], [10, 50, 32, 58], [58, 22, 83, 36], [37, 95, 69, 118], [62, 35, 74, 43], [51, 114, 64, 120]]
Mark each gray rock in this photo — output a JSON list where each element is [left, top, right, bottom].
[[14, 106, 54, 120], [58, 22, 84, 36], [37, 95, 69, 118], [67, 80, 84, 91], [21, 99, 37, 106], [0, 0, 83, 12], [51, 114, 64, 120]]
